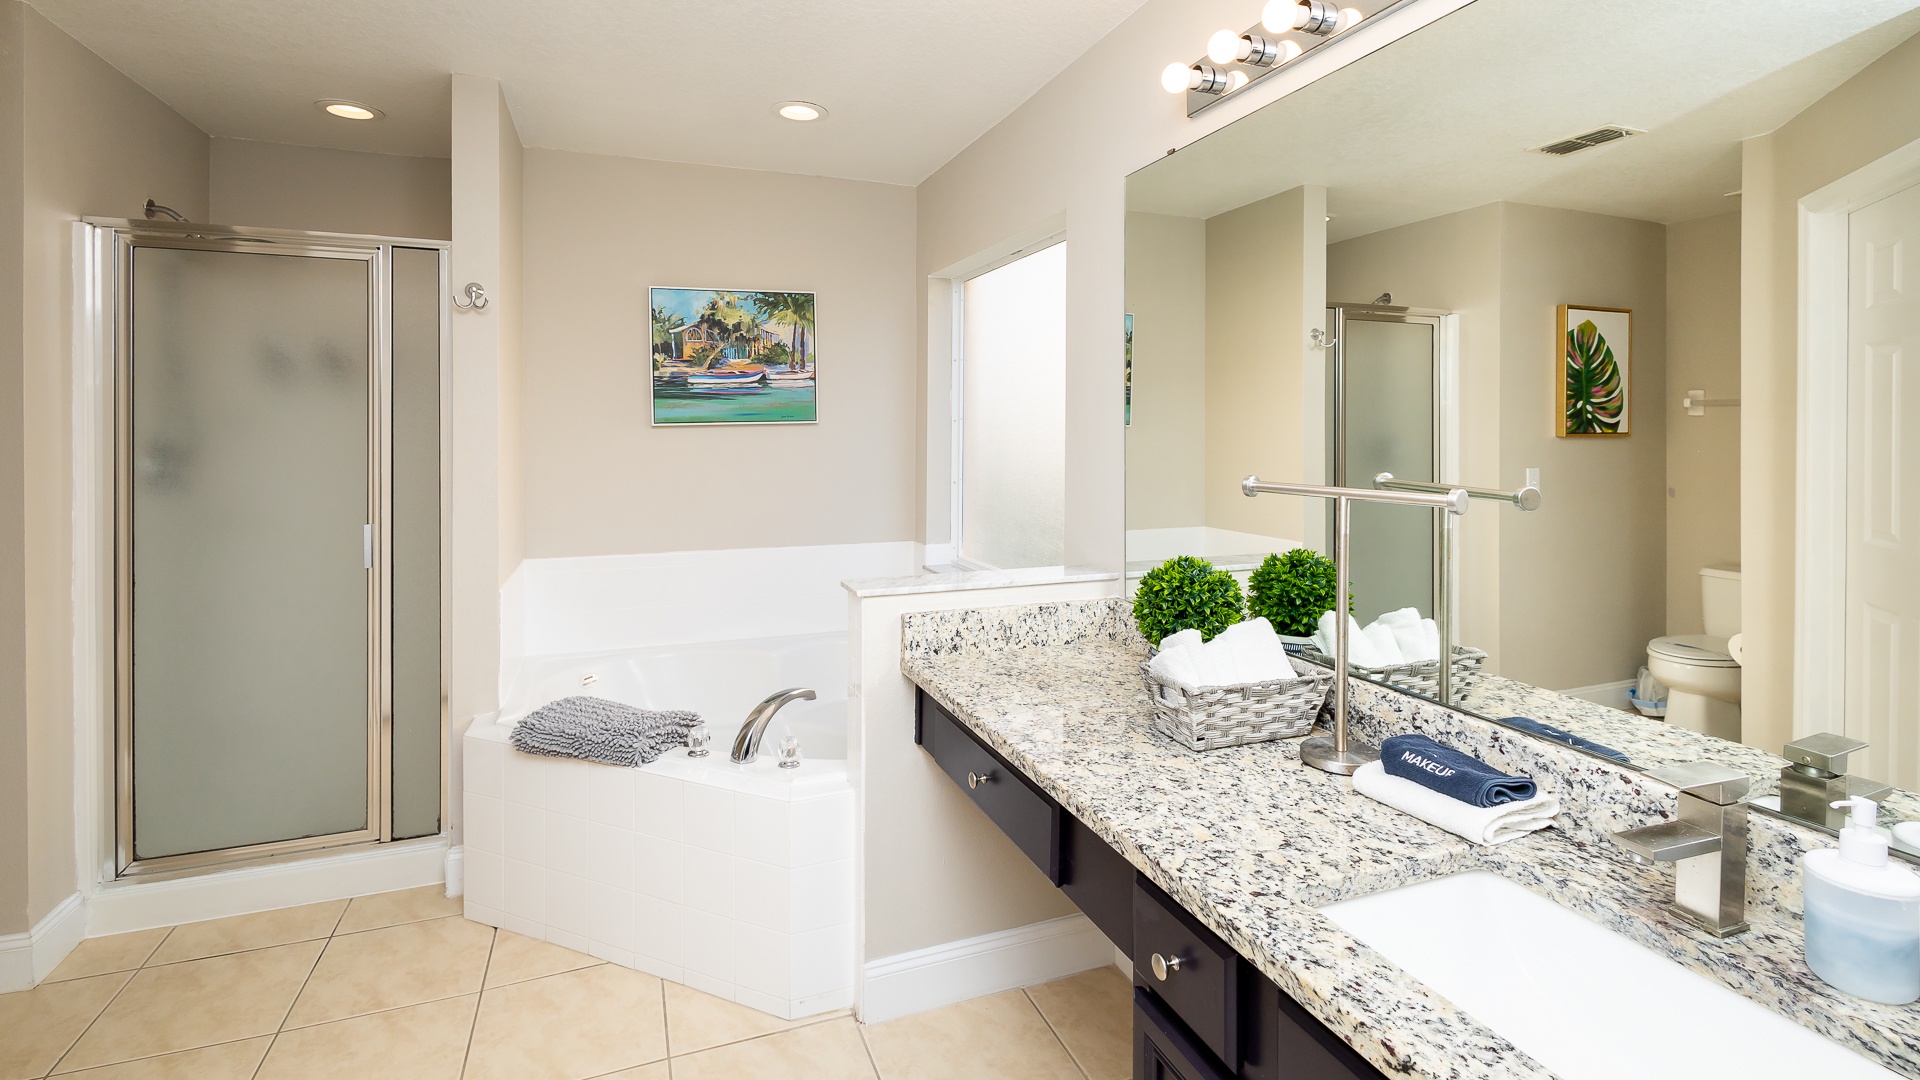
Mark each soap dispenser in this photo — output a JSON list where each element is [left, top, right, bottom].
[[1803, 796, 1920, 1004]]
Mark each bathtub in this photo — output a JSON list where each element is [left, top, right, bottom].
[[462, 632, 855, 1019]]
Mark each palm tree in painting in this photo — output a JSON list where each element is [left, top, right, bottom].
[[753, 292, 815, 370], [651, 304, 677, 366]]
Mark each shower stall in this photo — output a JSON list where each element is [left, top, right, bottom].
[[1324, 303, 1450, 623], [82, 219, 449, 877]]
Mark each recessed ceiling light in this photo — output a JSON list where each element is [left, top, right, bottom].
[[775, 101, 826, 122], [317, 99, 383, 121]]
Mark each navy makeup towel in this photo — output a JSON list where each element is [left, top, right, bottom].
[[1380, 733, 1537, 806], [1497, 716, 1630, 764]]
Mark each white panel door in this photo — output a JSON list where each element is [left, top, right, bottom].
[[1846, 182, 1920, 790]]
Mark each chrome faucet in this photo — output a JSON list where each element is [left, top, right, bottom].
[[1611, 762, 1750, 937], [730, 688, 816, 764], [1779, 734, 1892, 830]]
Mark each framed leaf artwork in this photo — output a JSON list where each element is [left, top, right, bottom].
[[1558, 305, 1631, 437]]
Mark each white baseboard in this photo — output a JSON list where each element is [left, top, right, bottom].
[[1557, 679, 1636, 712], [860, 914, 1116, 1024], [0, 892, 88, 992], [443, 845, 465, 898], [88, 837, 448, 937]]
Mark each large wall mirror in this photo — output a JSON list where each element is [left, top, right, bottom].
[[1124, 0, 1920, 845]]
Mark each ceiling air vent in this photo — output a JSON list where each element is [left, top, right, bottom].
[[1530, 126, 1643, 156]]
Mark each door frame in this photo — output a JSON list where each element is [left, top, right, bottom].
[[1795, 135, 1920, 738], [74, 219, 452, 880]]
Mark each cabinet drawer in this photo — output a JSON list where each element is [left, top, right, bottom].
[[1135, 987, 1234, 1080], [1135, 877, 1240, 1069], [918, 692, 1061, 884]]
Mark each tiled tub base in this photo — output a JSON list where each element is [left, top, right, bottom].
[[463, 720, 856, 1019]]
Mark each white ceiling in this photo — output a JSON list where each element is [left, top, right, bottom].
[[31, 0, 1152, 185], [1127, 0, 1920, 239]]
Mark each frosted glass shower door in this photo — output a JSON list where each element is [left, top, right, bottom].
[[127, 245, 376, 863], [1339, 315, 1439, 623]]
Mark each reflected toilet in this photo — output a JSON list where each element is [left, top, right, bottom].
[[1646, 566, 1742, 742]]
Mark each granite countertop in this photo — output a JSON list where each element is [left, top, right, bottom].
[[900, 600, 1920, 1080]]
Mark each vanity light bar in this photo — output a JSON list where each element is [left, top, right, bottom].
[[1164, 0, 1422, 117]]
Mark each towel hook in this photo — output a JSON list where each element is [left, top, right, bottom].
[[452, 282, 489, 311], [1309, 328, 1336, 350]]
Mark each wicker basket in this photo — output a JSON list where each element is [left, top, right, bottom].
[[1297, 645, 1488, 699], [1140, 663, 1335, 751]]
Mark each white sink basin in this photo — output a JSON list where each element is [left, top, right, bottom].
[[1320, 871, 1898, 1079]]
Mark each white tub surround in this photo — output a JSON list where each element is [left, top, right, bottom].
[[465, 635, 856, 1019], [464, 726, 854, 1018]]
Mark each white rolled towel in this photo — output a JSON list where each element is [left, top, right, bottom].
[[1159, 628, 1205, 654], [1209, 617, 1297, 684], [1362, 622, 1404, 666], [1315, 611, 1392, 667], [1376, 607, 1433, 663], [1352, 760, 1561, 846]]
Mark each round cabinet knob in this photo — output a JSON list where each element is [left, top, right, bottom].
[[967, 770, 994, 789], [1150, 952, 1183, 981]]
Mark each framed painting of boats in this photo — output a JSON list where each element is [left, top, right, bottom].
[[650, 286, 817, 425]]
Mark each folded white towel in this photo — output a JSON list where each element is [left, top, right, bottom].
[[1351, 760, 1560, 846], [1147, 644, 1203, 686], [1211, 617, 1297, 684], [1314, 612, 1393, 667], [1159, 628, 1204, 654], [1362, 622, 1404, 666]]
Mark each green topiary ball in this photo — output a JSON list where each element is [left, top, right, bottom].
[[1132, 556, 1245, 646], [1247, 548, 1346, 636]]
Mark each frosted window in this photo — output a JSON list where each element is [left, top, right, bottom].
[[961, 244, 1067, 568], [391, 247, 442, 840]]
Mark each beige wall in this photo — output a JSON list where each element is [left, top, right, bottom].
[[1741, 33, 1920, 751], [7, 3, 209, 932], [208, 137, 450, 239], [447, 76, 521, 847], [519, 149, 917, 558], [1121, 212, 1206, 532], [0, 0, 26, 938], [1328, 203, 1504, 667], [1665, 212, 1741, 636], [1496, 204, 1667, 690], [1325, 203, 1666, 690], [1202, 186, 1325, 545]]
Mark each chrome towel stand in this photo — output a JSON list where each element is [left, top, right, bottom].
[[1241, 476, 1470, 775]]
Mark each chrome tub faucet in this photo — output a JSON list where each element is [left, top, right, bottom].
[[731, 687, 816, 764], [1611, 762, 1751, 937]]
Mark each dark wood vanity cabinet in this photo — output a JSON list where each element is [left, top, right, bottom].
[[912, 688, 1389, 1080]]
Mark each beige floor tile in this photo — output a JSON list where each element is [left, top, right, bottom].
[[148, 901, 347, 966], [0, 972, 130, 1080], [464, 964, 667, 1080], [56, 942, 322, 1073], [51, 1037, 270, 1079], [590, 1066, 668, 1080], [863, 990, 1083, 1080], [283, 916, 492, 1028], [1026, 968, 1131, 1080], [254, 995, 477, 1080], [483, 930, 600, 989], [44, 931, 171, 983], [334, 885, 464, 934], [671, 1017, 876, 1080], [664, 981, 805, 1056]]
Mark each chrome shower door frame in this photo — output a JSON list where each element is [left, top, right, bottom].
[[96, 219, 451, 878]]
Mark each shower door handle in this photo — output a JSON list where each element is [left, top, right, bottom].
[[363, 524, 373, 570]]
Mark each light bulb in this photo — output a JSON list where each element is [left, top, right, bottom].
[[317, 99, 382, 121], [1276, 40, 1303, 63], [775, 100, 825, 122], [1337, 7, 1365, 31], [1207, 29, 1246, 65], [1162, 62, 1196, 94], [1261, 0, 1302, 32], [1226, 70, 1250, 91]]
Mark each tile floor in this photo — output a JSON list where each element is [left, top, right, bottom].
[[0, 886, 1131, 1080]]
